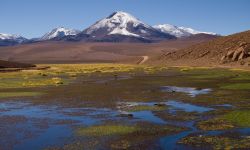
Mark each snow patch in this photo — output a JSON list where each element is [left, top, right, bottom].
[[0, 33, 22, 40], [154, 24, 217, 37], [178, 27, 216, 35], [109, 27, 140, 37], [41, 27, 80, 40], [0, 33, 26, 43]]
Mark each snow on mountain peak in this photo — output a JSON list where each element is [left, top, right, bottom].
[[41, 27, 80, 40], [107, 11, 143, 26], [0, 33, 22, 40], [0, 33, 27, 43], [178, 26, 217, 35], [154, 24, 217, 37], [85, 11, 150, 37], [153, 24, 190, 38]]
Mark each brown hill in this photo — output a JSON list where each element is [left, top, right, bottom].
[[0, 35, 217, 64], [162, 30, 250, 67]]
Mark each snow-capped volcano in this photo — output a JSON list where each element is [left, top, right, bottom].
[[0, 33, 27, 46], [153, 24, 217, 38], [40, 27, 80, 40], [82, 11, 175, 42], [85, 11, 148, 37]]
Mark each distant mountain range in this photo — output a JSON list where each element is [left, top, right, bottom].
[[0, 33, 27, 46], [0, 11, 217, 46]]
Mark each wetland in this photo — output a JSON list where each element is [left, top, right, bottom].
[[1, 64, 250, 150]]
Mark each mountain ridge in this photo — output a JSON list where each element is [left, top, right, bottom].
[[0, 11, 218, 46], [39, 27, 81, 41], [153, 24, 217, 38]]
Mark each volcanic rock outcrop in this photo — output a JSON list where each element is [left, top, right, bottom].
[[221, 42, 250, 63]]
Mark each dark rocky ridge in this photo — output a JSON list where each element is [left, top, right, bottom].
[[0, 60, 35, 68]]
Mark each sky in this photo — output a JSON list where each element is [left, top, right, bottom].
[[1, 0, 249, 38]]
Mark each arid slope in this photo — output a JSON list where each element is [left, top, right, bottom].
[[162, 30, 250, 67], [0, 34, 217, 64]]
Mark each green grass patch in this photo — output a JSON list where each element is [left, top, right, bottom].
[[0, 72, 69, 89], [190, 70, 236, 79], [126, 105, 167, 112], [76, 125, 138, 136], [76, 123, 185, 138], [192, 73, 232, 79], [223, 110, 250, 127], [180, 135, 250, 149], [56, 123, 184, 150], [197, 118, 234, 131], [178, 67, 250, 80], [232, 74, 250, 80], [0, 64, 170, 89], [0, 92, 42, 98], [220, 83, 250, 90]]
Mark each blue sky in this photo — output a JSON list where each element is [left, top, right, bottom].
[[1, 0, 249, 38]]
